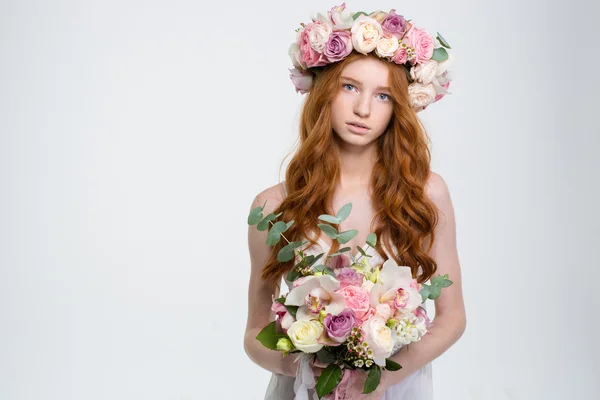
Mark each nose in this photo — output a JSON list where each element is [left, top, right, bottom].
[[353, 93, 371, 118]]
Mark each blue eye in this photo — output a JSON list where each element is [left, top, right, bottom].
[[343, 83, 355, 91], [378, 93, 390, 101]]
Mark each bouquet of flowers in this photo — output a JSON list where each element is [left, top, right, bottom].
[[248, 202, 452, 398]]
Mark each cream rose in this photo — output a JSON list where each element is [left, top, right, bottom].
[[287, 320, 325, 353], [350, 15, 383, 55], [408, 82, 436, 111], [376, 35, 399, 58], [410, 60, 438, 84], [308, 22, 332, 52]]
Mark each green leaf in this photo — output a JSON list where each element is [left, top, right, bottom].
[[318, 214, 341, 224], [286, 268, 300, 282], [352, 11, 368, 20], [286, 220, 295, 230], [363, 365, 381, 394], [357, 246, 367, 257], [437, 32, 452, 49], [385, 359, 402, 371], [329, 247, 351, 256], [420, 285, 431, 303], [274, 296, 286, 304], [431, 47, 449, 62], [247, 206, 264, 225], [277, 241, 305, 262], [257, 213, 276, 231], [366, 233, 377, 247], [318, 224, 339, 239], [286, 305, 298, 318], [324, 267, 335, 276], [336, 203, 352, 222], [307, 253, 323, 266], [316, 348, 337, 364], [256, 321, 287, 350], [316, 364, 343, 398], [336, 229, 358, 244], [312, 264, 328, 273], [266, 221, 288, 246]]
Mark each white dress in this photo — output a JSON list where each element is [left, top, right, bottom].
[[264, 234, 433, 400]]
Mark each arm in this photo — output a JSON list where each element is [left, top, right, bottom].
[[384, 172, 467, 385], [243, 188, 298, 377]]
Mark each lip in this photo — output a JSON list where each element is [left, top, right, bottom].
[[346, 122, 370, 134]]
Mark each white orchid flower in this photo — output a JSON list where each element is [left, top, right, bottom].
[[369, 258, 422, 314], [285, 275, 347, 321]]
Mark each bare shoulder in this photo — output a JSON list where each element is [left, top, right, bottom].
[[250, 181, 287, 214], [425, 171, 450, 202]]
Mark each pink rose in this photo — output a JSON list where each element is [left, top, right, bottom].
[[392, 41, 409, 64], [404, 26, 434, 64], [299, 25, 327, 68], [335, 285, 370, 320], [289, 67, 313, 94]]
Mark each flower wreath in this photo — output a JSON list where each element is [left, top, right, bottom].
[[288, 3, 455, 112]]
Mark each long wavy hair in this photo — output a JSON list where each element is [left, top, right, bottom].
[[262, 51, 439, 293]]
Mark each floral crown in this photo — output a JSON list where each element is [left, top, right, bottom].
[[288, 3, 455, 113]]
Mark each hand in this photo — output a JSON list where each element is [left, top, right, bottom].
[[309, 357, 328, 379], [342, 369, 392, 400]]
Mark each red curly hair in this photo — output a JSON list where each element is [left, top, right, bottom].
[[262, 51, 439, 292]]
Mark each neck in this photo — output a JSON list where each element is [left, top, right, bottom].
[[336, 141, 378, 190]]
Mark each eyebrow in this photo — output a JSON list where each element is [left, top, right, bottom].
[[341, 76, 391, 92]]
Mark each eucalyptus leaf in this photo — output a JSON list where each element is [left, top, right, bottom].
[[437, 32, 452, 49], [420, 285, 431, 303], [336, 203, 352, 222], [363, 365, 381, 394], [266, 228, 282, 246], [324, 267, 335, 276], [248, 206, 264, 225], [366, 233, 377, 247], [286, 220, 295, 230], [318, 214, 341, 224], [336, 229, 358, 244], [431, 47, 449, 62], [316, 364, 343, 398], [329, 247, 351, 256], [318, 224, 339, 239], [357, 246, 367, 257], [257, 212, 277, 231], [278, 240, 306, 262], [256, 321, 287, 350]]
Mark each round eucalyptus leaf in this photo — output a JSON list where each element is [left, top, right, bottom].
[[336, 203, 352, 222]]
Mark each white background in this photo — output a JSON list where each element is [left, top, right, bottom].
[[1, 0, 598, 399]]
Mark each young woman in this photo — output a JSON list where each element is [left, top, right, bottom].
[[244, 7, 465, 399]]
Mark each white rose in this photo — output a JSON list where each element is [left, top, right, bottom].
[[408, 82, 436, 111], [376, 35, 399, 58], [330, 4, 354, 29], [362, 317, 394, 366], [394, 314, 427, 345], [410, 60, 438, 84], [351, 16, 383, 55], [308, 22, 332, 53], [287, 320, 324, 353]]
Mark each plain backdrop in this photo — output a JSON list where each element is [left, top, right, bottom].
[[1, 0, 598, 399]]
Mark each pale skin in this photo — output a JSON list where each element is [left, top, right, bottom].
[[244, 56, 466, 399]]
